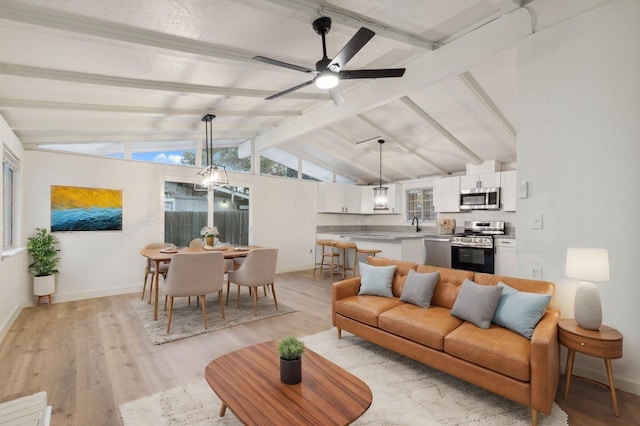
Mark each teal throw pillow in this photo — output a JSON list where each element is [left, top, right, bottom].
[[451, 279, 503, 329], [492, 282, 552, 339], [358, 262, 396, 298], [400, 269, 439, 308]]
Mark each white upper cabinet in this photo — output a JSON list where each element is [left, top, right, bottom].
[[460, 172, 501, 189], [500, 170, 517, 211], [317, 182, 362, 214], [433, 176, 461, 212]]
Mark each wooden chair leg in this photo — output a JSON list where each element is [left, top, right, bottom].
[[237, 285, 241, 308], [270, 283, 278, 310], [166, 296, 174, 333], [201, 295, 208, 329], [263, 286, 267, 297], [164, 295, 168, 311], [252, 287, 258, 316], [218, 289, 225, 320], [225, 281, 230, 305]]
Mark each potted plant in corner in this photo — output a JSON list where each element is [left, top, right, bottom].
[[27, 227, 60, 305], [278, 335, 305, 384]]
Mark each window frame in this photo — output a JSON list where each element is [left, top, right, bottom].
[[405, 187, 436, 223]]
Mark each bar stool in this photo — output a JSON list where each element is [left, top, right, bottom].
[[313, 239, 340, 281], [333, 241, 382, 279]]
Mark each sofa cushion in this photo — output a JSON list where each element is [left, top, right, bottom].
[[358, 262, 396, 297], [492, 282, 552, 339], [379, 304, 463, 351], [335, 295, 404, 327], [450, 279, 502, 329], [444, 322, 531, 381], [399, 270, 439, 308], [368, 257, 418, 297]]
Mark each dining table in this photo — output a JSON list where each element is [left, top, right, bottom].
[[139, 245, 260, 321]]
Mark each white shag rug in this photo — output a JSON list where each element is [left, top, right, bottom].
[[120, 329, 568, 425], [130, 292, 296, 345]]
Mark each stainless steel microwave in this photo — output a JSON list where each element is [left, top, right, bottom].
[[459, 187, 500, 210]]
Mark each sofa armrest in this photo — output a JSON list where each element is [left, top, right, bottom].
[[331, 277, 361, 326], [529, 309, 561, 414]]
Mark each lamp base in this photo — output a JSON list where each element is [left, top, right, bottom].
[[574, 282, 602, 330]]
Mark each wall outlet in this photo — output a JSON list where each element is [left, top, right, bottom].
[[530, 213, 543, 230], [143, 218, 155, 226], [529, 266, 542, 280]]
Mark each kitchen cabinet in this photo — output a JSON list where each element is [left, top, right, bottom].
[[460, 172, 501, 190], [433, 176, 460, 212], [500, 170, 517, 212], [360, 183, 402, 214], [495, 238, 516, 277], [317, 183, 362, 214]]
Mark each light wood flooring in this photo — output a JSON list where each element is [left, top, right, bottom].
[[0, 269, 638, 425]]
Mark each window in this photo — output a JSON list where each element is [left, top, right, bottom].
[[3, 148, 18, 249], [205, 147, 251, 173], [133, 140, 196, 165], [406, 187, 436, 222], [260, 147, 298, 178]]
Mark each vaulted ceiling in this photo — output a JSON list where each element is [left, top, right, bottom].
[[0, 0, 608, 184]]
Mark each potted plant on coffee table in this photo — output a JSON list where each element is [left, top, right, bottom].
[[278, 336, 305, 384], [27, 227, 60, 305]]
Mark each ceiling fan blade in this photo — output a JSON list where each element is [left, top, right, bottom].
[[265, 79, 315, 100], [328, 27, 375, 72], [338, 68, 406, 80], [329, 87, 344, 105], [253, 56, 315, 74]]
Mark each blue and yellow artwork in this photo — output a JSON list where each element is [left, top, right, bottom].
[[51, 185, 123, 232]]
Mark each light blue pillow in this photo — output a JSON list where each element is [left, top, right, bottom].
[[358, 262, 396, 298], [492, 282, 552, 339]]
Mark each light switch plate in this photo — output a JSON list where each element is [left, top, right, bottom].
[[517, 180, 528, 198]]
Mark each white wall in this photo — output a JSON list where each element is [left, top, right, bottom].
[[21, 149, 319, 303], [517, 0, 640, 394]]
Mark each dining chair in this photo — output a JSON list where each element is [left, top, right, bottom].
[[160, 251, 226, 333], [141, 242, 172, 303], [226, 248, 278, 316], [189, 238, 203, 248], [313, 239, 341, 281]]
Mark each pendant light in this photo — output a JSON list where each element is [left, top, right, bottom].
[[194, 114, 229, 191], [373, 139, 389, 210]]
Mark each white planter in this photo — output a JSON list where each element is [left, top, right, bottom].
[[33, 275, 55, 296]]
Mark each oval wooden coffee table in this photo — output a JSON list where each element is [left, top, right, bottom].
[[205, 340, 372, 425]]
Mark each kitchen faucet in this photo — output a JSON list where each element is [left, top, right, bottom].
[[411, 216, 421, 233]]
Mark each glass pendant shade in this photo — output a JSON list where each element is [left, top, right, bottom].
[[194, 113, 229, 191], [373, 186, 389, 210]]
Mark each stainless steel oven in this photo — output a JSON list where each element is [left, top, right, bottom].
[[450, 221, 504, 274]]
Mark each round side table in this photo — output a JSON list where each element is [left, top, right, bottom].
[[558, 318, 623, 416]]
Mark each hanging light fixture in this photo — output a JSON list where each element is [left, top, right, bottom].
[[194, 114, 229, 191], [373, 139, 389, 210]]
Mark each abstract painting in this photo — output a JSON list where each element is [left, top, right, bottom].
[[51, 185, 123, 232]]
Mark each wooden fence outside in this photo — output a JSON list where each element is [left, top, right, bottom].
[[164, 210, 249, 247]]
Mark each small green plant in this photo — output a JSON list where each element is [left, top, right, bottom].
[[27, 227, 60, 277], [277, 336, 305, 360]]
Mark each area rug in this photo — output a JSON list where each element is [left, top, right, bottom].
[[130, 292, 297, 345], [119, 329, 568, 425]]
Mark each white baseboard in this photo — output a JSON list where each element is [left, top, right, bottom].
[[33, 284, 141, 305], [0, 299, 28, 343]]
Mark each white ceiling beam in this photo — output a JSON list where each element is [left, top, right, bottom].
[[16, 130, 256, 145], [0, 99, 301, 117], [0, 2, 261, 65], [458, 71, 517, 144], [252, 0, 438, 50], [254, 8, 532, 151], [356, 113, 449, 176], [0, 63, 328, 101], [398, 96, 482, 165]]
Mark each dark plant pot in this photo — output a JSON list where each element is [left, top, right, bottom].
[[280, 357, 302, 384]]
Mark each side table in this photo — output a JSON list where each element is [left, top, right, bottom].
[[558, 318, 623, 416]]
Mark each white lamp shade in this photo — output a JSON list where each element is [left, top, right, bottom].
[[565, 248, 610, 282]]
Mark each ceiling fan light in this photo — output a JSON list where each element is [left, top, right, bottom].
[[316, 72, 339, 89]]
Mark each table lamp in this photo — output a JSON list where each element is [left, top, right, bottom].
[[565, 248, 610, 330]]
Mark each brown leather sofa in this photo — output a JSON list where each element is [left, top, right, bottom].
[[332, 257, 560, 426]]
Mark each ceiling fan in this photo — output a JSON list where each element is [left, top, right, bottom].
[[253, 17, 406, 105]]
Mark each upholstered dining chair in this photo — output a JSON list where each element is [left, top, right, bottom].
[[226, 248, 278, 316], [189, 238, 203, 248], [160, 251, 226, 333], [141, 242, 172, 303]]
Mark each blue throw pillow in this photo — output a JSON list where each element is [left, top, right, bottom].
[[358, 262, 396, 298], [400, 269, 439, 308], [492, 282, 552, 339]]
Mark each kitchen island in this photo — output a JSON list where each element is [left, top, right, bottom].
[[317, 232, 426, 265]]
